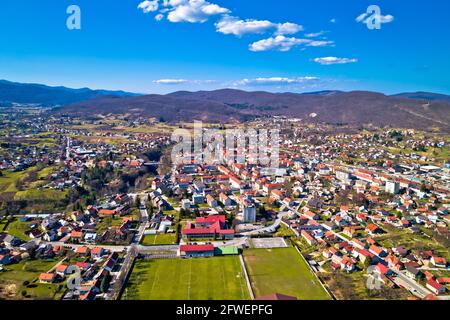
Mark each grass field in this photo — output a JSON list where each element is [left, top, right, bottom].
[[95, 216, 124, 234], [0, 168, 33, 193], [124, 257, 250, 300], [14, 189, 69, 201], [4, 218, 32, 240], [0, 259, 64, 300], [141, 233, 178, 245], [243, 247, 331, 300]]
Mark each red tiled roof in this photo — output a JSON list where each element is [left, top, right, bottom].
[[182, 227, 216, 235], [39, 273, 55, 282], [427, 279, 444, 291], [99, 209, 116, 216], [376, 263, 390, 275], [437, 277, 450, 284], [56, 264, 68, 273], [180, 244, 214, 252]]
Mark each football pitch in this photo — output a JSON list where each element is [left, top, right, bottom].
[[123, 256, 250, 300], [243, 247, 332, 300]]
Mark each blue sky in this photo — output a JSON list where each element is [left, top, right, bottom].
[[0, 0, 449, 94]]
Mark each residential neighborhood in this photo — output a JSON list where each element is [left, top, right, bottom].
[[1, 109, 449, 301]]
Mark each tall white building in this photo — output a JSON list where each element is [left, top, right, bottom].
[[386, 181, 400, 194], [243, 204, 257, 223]]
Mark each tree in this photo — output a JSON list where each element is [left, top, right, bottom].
[[135, 195, 141, 208], [100, 273, 112, 293], [259, 205, 267, 217]]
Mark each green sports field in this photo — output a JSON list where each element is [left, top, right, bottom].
[[123, 256, 250, 300], [243, 247, 331, 300]]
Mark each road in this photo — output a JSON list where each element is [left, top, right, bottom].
[[392, 271, 432, 299], [133, 194, 149, 245]]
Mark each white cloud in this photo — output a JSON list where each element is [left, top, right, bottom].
[[154, 79, 189, 84], [313, 57, 358, 65], [307, 40, 334, 47], [249, 35, 311, 52], [155, 13, 165, 21], [305, 31, 326, 38], [249, 35, 335, 52], [275, 22, 303, 35], [215, 16, 303, 37], [166, 0, 229, 23], [138, 0, 159, 13], [356, 12, 394, 25], [138, 0, 334, 53], [215, 16, 275, 36], [138, 0, 229, 23], [234, 76, 319, 87]]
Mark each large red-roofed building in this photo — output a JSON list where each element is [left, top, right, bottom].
[[182, 215, 235, 240], [179, 244, 215, 258]]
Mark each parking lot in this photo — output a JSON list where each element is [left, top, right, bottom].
[[251, 237, 288, 249]]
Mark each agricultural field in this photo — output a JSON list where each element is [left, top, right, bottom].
[[243, 247, 331, 300], [124, 257, 250, 300], [0, 259, 65, 300]]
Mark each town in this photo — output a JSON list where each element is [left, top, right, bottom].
[[0, 108, 449, 300]]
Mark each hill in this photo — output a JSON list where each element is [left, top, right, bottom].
[[391, 92, 450, 103], [0, 79, 139, 106], [56, 88, 450, 130]]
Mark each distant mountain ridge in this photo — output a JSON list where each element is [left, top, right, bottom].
[[1, 79, 449, 131], [58, 88, 450, 131], [391, 91, 450, 103], [0, 79, 140, 106]]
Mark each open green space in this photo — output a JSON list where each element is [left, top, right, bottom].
[[14, 189, 69, 201], [0, 259, 65, 300], [3, 218, 32, 240], [376, 223, 450, 259], [243, 247, 331, 300], [141, 233, 178, 245], [95, 216, 124, 234], [386, 146, 450, 164], [124, 256, 250, 300], [0, 167, 35, 193]]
